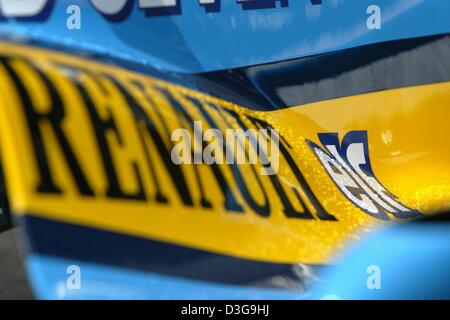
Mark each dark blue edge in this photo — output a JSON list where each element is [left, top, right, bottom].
[[17, 214, 306, 290], [1, 33, 449, 111]]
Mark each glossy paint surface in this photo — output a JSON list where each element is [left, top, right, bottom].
[[0, 0, 450, 72], [0, 41, 450, 299], [1, 2, 450, 300]]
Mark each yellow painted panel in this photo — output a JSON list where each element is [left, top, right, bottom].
[[0, 42, 445, 264]]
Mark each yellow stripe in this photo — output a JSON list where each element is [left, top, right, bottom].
[[0, 42, 445, 264]]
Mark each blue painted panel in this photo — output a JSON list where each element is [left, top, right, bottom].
[[311, 222, 450, 300], [0, 0, 449, 72], [28, 255, 304, 300]]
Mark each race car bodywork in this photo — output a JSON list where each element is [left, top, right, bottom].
[[0, 0, 449, 299]]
